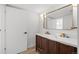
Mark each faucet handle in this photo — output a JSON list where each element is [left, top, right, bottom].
[[45, 31, 50, 35]]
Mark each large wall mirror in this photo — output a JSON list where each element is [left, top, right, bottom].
[[44, 4, 73, 30]]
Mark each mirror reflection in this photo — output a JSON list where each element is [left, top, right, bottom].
[[45, 4, 73, 30]]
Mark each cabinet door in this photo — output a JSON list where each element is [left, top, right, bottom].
[[41, 37, 48, 53], [0, 5, 5, 54], [36, 35, 42, 50], [48, 40, 59, 54], [36, 35, 48, 54], [59, 43, 77, 54], [0, 5, 2, 54]]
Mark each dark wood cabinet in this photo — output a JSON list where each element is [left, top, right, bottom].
[[41, 37, 48, 53], [59, 43, 77, 54], [36, 35, 42, 49], [36, 35, 77, 54], [48, 40, 59, 54], [36, 35, 48, 54]]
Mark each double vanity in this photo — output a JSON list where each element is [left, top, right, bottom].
[[36, 33, 77, 54], [36, 4, 77, 54]]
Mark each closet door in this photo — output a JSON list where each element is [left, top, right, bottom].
[[6, 6, 27, 54], [0, 5, 2, 54], [0, 5, 5, 54]]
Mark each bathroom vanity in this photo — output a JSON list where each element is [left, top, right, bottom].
[[36, 4, 77, 54], [36, 34, 77, 54]]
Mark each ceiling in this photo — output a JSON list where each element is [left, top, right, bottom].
[[10, 4, 67, 14]]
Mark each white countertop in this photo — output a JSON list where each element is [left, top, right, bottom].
[[36, 33, 77, 47]]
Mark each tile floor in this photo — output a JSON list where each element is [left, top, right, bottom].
[[19, 47, 39, 54]]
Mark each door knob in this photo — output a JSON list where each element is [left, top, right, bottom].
[[0, 29, 1, 31], [24, 32, 27, 34]]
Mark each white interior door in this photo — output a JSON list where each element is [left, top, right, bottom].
[[0, 5, 2, 54], [6, 6, 27, 54], [0, 5, 5, 54]]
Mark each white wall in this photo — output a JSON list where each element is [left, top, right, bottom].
[[25, 11, 40, 48]]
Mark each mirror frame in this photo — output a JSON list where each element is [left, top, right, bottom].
[[43, 4, 75, 30]]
